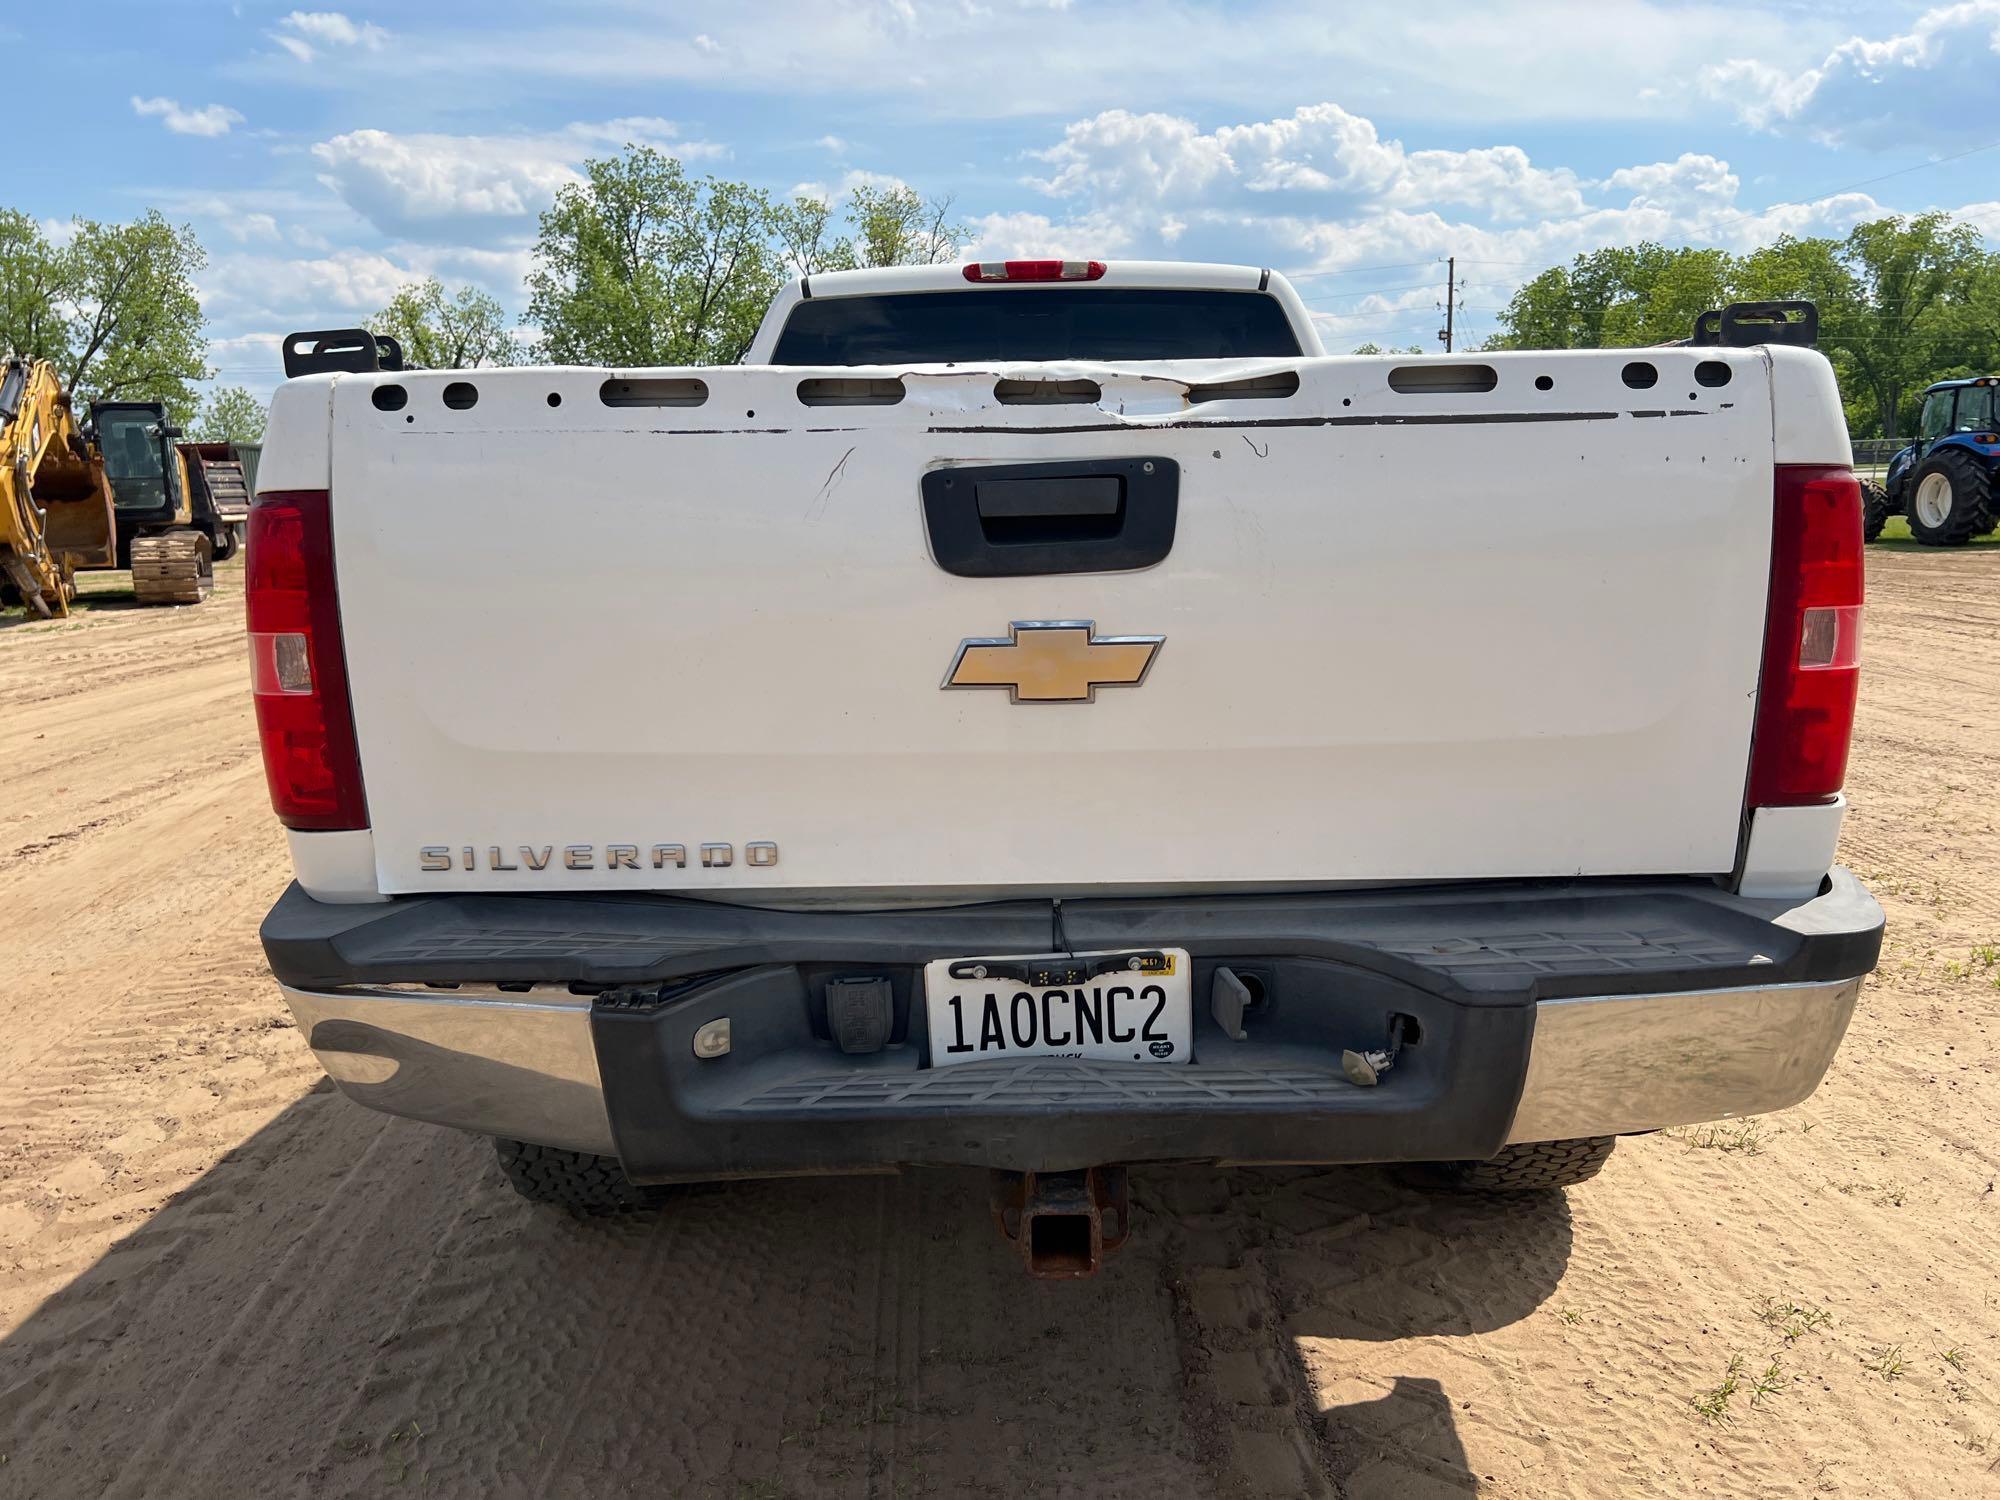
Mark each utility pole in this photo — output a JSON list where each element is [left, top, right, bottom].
[[1438, 256, 1456, 353]]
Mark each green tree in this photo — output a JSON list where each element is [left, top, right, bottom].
[[192, 385, 267, 444], [1489, 243, 1730, 350], [771, 184, 967, 277], [770, 194, 858, 277], [845, 185, 964, 268], [1491, 213, 1998, 438], [0, 209, 74, 372], [0, 210, 209, 420], [1831, 213, 1987, 439], [1731, 235, 1870, 432], [372, 277, 520, 368], [524, 146, 779, 366]]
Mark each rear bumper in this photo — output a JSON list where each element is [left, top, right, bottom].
[[265, 870, 1881, 1178]]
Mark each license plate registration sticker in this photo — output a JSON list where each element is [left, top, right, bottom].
[[922, 949, 1193, 1067]]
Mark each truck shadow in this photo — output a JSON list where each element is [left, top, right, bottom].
[[0, 1095, 1562, 1498]]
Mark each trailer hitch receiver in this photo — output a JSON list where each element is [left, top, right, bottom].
[[990, 1166, 1131, 1278]]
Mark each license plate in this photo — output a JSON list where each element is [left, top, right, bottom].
[[923, 949, 1193, 1067]]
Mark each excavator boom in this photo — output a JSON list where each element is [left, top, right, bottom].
[[0, 356, 116, 619]]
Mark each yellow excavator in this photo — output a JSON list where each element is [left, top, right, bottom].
[[0, 355, 117, 618], [5, 359, 249, 613]]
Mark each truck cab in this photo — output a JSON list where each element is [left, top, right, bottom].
[[744, 259, 1326, 365], [92, 401, 189, 550]]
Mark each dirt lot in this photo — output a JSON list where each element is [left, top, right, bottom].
[[1, 546, 1996, 1499]]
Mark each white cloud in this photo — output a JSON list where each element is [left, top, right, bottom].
[[1601, 154, 1740, 216], [273, 10, 389, 62], [1701, 1, 2000, 145], [1956, 199, 2000, 239], [1028, 105, 1588, 238], [312, 130, 579, 239], [837, 168, 910, 195], [130, 96, 245, 138], [966, 209, 1137, 261], [231, 212, 282, 244], [309, 119, 724, 242], [815, 134, 849, 155], [968, 100, 1943, 351], [202, 248, 414, 329], [322, 1, 1808, 127]]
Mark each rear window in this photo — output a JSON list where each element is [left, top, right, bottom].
[[769, 288, 1303, 365]]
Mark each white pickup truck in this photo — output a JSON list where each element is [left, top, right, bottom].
[[253, 262, 1880, 1275]]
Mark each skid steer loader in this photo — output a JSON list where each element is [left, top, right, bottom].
[[83, 400, 233, 604], [0, 356, 117, 619]]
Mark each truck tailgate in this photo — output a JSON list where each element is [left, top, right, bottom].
[[325, 352, 1777, 897]]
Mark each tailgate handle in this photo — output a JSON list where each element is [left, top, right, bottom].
[[923, 458, 1178, 578], [975, 475, 1121, 520]]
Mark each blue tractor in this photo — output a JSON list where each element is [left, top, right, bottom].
[[1865, 376, 2000, 545]]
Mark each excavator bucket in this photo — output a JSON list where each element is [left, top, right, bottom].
[[35, 449, 118, 570]]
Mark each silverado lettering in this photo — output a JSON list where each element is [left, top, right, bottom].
[[416, 841, 779, 872]]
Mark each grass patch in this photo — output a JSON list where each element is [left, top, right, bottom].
[[1755, 1297, 1832, 1343], [1868, 514, 2000, 551], [1864, 1346, 1906, 1382], [1692, 1355, 1745, 1423], [1749, 1358, 1785, 1407], [1669, 1119, 1768, 1155]]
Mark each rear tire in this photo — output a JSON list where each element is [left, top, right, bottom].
[[1860, 480, 1897, 543], [1905, 450, 1997, 547], [493, 1137, 672, 1214], [1430, 1136, 1616, 1192]]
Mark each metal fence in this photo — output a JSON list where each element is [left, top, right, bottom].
[[1851, 438, 1903, 470]]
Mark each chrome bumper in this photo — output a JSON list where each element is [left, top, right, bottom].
[[1502, 977, 1861, 1144], [281, 984, 616, 1156], [281, 973, 1863, 1163]]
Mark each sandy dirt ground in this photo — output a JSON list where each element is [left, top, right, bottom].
[[0, 546, 1995, 1500]]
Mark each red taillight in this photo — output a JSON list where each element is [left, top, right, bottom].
[[962, 259, 1107, 283], [1747, 465, 1863, 807], [246, 489, 367, 830]]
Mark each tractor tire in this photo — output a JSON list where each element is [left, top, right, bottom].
[[1426, 1136, 1616, 1193], [211, 525, 238, 564], [129, 531, 214, 605], [1860, 479, 1898, 543], [1905, 449, 1998, 547], [493, 1137, 673, 1214]]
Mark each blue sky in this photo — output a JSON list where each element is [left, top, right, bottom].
[[12, 1, 2000, 395]]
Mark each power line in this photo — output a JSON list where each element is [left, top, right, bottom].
[[1299, 276, 1514, 306], [1440, 255, 1458, 353], [1285, 259, 1446, 279], [1297, 278, 1450, 303], [1697, 136, 2000, 235]]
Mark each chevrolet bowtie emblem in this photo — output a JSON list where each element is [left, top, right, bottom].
[[943, 620, 1164, 704]]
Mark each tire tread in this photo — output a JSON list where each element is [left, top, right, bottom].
[[1440, 1135, 1616, 1192], [493, 1138, 670, 1214]]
